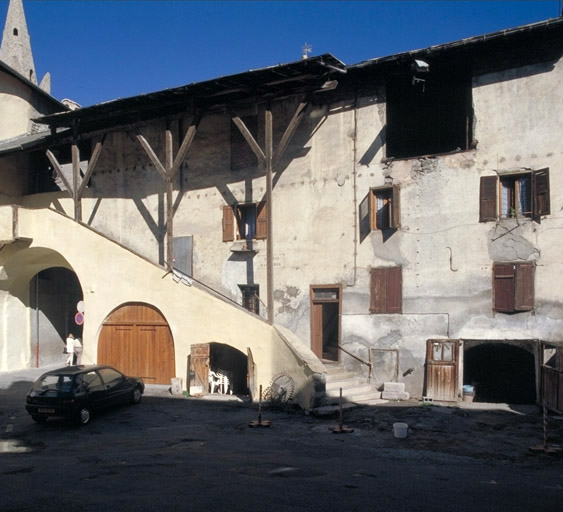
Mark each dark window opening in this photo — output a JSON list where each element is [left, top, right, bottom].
[[370, 267, 402, 314], [239, 285, 259, 315], [13, 28, 18, 36], [493, 262, 534, 313], [386, 63, 473, 159], [231, 116, 258, 170], [464, 343, 536, 403]]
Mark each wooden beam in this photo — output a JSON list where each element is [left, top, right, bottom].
[[71, 143, 82, 221], [171, 113, 202, 178], [46, 150, 73, 197], [265, 107, 274, 325], [232, 116, 266, 168], [77, 134, 106, 198], [165, 125, 174, 268], [136, 133, 167, 179], [272, 100, 309, 168]]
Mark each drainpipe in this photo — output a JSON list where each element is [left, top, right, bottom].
[[351, 91, 359, 286]]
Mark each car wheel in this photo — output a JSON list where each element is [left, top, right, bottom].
[[131, 386, 142, 405], [76, 406, 92, 425], [31, 415, 47, 423]]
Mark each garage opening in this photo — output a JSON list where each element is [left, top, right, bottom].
[[209, 343, 248, 395], [464, 342, 536, 404], [30, 267, 83, 367], [189, 343, 248, 396]]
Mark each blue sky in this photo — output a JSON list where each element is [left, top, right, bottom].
[[2, 1, 561, 106]]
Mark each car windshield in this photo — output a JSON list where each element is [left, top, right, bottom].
[[31, 374, 75, 395]]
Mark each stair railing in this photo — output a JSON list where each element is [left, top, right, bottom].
[[337, 344, 372, 382]]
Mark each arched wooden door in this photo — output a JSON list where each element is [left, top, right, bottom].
[[98, 303, 175, 385]]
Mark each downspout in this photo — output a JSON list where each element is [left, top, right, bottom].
[[351, 90, 359, 286]]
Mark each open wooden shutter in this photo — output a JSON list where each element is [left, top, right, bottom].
[[386, 266, 402, 314], [493, 263, 515, 312], [480, 176, 498, 222], [256, 201, 268, 240], [359, 191, 371, 243], [370, 268, 386, 313], [390, 185, 401, 229], [533, 168, 550, 221], [222, 205, 234, 242], [515, 262, 534, 311]]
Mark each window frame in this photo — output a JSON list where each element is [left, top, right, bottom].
[[359, 185, 400, 241], [222, 202, 267, 242], [239, 285, 260, 315], [479, 169, 550, 223]]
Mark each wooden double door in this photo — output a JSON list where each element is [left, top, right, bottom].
[[98, 303, 175, 385]]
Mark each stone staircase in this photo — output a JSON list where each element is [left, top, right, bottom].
[[314, 362, 387, 415]]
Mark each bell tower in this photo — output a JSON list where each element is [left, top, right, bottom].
[[0, 0, 37, 84]]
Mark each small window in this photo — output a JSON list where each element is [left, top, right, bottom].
[[240, 285, 260, 314], [359, 186, 400, 241], [231, 116, 258, 170], [370, 267, 402, 314], [480, 169, 550, 223], [13, 28, 18, 36], [99, 368, 124, 387], [493, 262, 534, 313], [223, 202, 267, 242]]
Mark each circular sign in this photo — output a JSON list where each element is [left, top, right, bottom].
[[75, 312, 84, 325], [77, 301, 85, 313]]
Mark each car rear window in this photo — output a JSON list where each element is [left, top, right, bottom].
[[32, 374, 74, 394]]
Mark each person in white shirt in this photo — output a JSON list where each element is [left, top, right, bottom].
[[65, 334, 75, 366], [73, 337, 83, 365]]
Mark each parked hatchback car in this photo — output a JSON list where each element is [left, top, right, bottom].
[[26, 365, 144, 425]]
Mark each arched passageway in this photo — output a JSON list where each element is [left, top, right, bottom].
[[30, 267, 83, 367], [98, 303, 175, 385], [209, 343, 248, 394], [464, 343, 536, 404]]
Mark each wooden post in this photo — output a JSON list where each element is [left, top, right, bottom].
[[165, 125, 174, 269], [265, 106, 274, 325], [71, 142, 81, 221]]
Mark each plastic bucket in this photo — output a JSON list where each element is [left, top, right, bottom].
[[393, 422, 408, 438]]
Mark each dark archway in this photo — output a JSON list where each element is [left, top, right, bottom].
[[30, 267, 83, 367], [464, 343, 536, 404], [209, 343, 248, 394]]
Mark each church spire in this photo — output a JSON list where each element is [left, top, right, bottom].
[[0, 0, 37, 84]]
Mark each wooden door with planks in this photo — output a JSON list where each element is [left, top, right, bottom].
[[98, 303, 175, 385], [425, 339, 459, 401]]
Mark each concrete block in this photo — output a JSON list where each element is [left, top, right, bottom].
[[383, 382, 405, 392], [381, 390, 410, 400]]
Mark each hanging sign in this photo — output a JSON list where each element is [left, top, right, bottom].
[[75, 312, 84, 325]]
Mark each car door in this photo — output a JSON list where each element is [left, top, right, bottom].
[[78, 370, 106, 411], [98, 367, 130, 407]]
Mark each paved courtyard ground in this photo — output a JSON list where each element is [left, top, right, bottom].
[[1, 367, 562, 511]]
